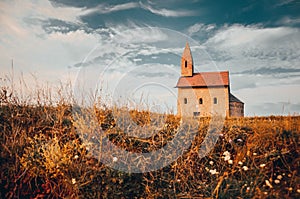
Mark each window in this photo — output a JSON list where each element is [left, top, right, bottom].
[[199, 98, 203, 104], [185, 60, 187, 68], [213, 97, 217, 104], [184, 98, 187, 104], [193, 112, 200, 117]]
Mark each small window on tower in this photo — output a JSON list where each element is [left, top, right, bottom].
[[184, 98, 187, 104], [199, 98, 203, 104], [214, 97, 217, 104], [185, 60, 187, 68]]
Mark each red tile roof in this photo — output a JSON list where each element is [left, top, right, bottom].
[[176, 71, 229, 87]]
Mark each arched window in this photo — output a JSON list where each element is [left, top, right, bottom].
[[185, 60, 187, 68], [184, 98, 187, 104], [199, 98, 203, 104], [213, 97, 217, 104]]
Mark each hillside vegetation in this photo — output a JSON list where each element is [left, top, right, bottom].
[[0, 87, 299, 198]]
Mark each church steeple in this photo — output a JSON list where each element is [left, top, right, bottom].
[[181, 42, 194, 77]]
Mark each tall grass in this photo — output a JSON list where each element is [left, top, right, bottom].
[[0, 78, 299, 198]]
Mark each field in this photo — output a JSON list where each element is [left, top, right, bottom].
[[0, 87, 299, 198]]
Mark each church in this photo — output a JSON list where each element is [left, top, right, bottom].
[[176, 43, 244, 117]]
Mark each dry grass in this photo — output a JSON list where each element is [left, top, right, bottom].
[[0, 85, 299, 198]]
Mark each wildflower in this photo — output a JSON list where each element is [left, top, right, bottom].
[[113, 157, 118, 162], [274, 179, 280, 184], [277, 175, 283, 180], [228, 160, 233, 164], [237, 138, 243, 142], [222, 151, 231, 161], [288, 187, 293, 191], [209, 161, 214, 165], [288, 174, 292, 177], [223, 151, 230, 156], [177, 179, 181, 182], [209, 169, 218, 175], [265, 180, 273, 188], [74, 155, 79, 159], [260, 164, 266, 168], [253, 152, 257, 155], [72, 178, 76, 184], [238, 161, 243, 165], [242, 166, 248, 171], [297, 189, 300, 193], [246, 187, 250, 191]]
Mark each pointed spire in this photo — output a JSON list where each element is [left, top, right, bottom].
[[181, 42, 194, 77], [182, 42, 193, 65]]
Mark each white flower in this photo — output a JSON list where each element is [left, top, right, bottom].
[[243, 166, 248, 171], [238, 161, 243, 165], [224, 156, 231, 161], [113, 157, 118, 162], [74, 155, 79, 159], [277, 175, 283, 180], [228, 160, 233, 164], [260, 164, 266, 168], [246, 187, 250, 191], [223, 151, 230, 156], [222, 151, 231, 161], [72, 178, 76, 184], [237, 138, 243, 142], [297, 189, 300, 193], [253, 152, 257, 156], [209, 169, 218, 175], [274, 179, 280, 184], [209, 161, 214, 165]]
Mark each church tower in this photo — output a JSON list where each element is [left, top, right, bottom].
[[181, 42, 194, 77]]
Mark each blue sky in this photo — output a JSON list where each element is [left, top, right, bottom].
[[0, 0, 300, 116]]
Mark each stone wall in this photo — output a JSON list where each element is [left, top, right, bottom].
[[177, 87, 229, 117], [229, 102, 244, 117]]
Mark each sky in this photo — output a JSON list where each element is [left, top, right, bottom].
[[0, 0, 300, 116]]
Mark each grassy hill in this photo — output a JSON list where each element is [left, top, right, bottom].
[[0, 89, 299, 198]]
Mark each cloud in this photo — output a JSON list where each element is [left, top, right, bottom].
[[80, 2, 139, 15], [139, 2, 196, 17], [203, 24, 300, 71], [276, 16, 300, 26], [275, 0, 296, 7], [78, 1, 196, 18], [187, 23, 216, 35], [0, 0, 102, 91], [0, 0, 83, 26]]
